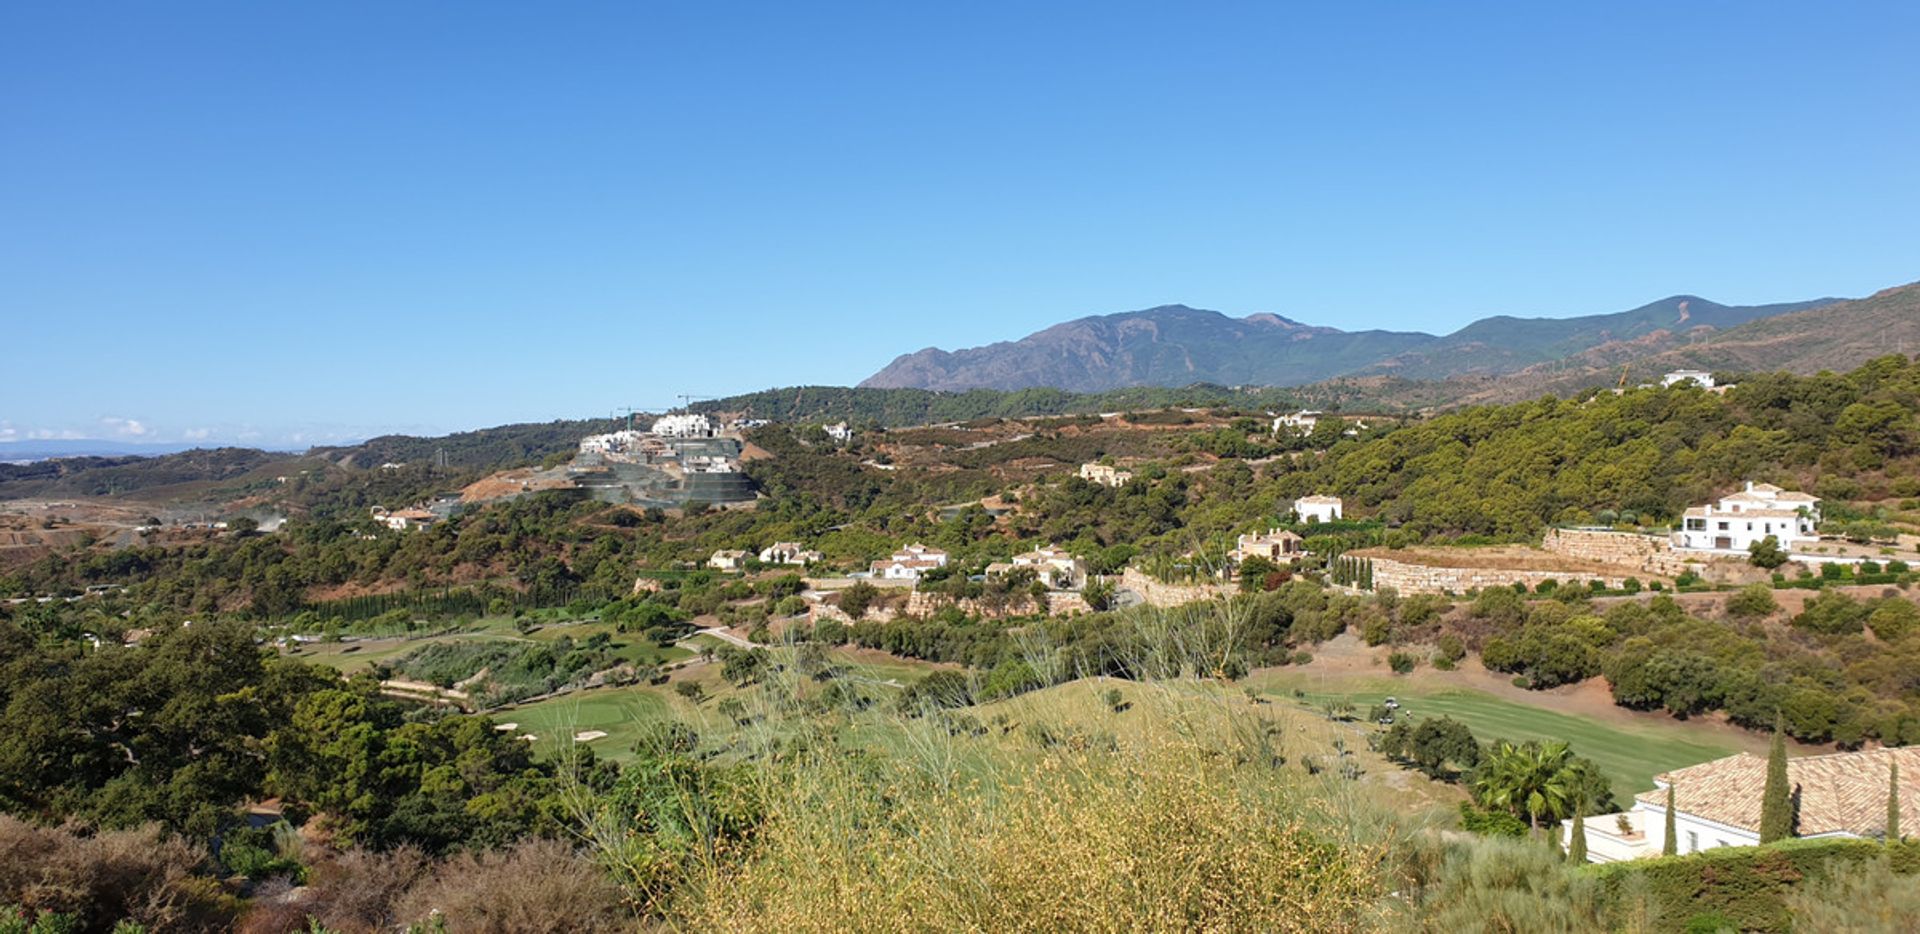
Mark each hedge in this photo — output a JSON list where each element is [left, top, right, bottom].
[[1586, 838, 1920, 933]]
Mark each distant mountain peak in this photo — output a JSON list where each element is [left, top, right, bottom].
[[859, 293, 1841, 393]]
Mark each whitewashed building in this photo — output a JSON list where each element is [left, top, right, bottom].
[[758, 542, 822, 566], [824, 422, 855, 443], [707, 549, 748, 571], [1672, 481, 1821, 554], [371, 506, 438, 531], [1294, 495, 1344, 524], [1078, 463, 1134, 488], [1661, 369, 1717, 389], [651, 414, 715, 438], [1005, 544, 1088, 591], [1272, 410, 1322, 434], [870, 543, 949, 581], [579, 429, 649, 455], [1566, 746, 1920, 863]]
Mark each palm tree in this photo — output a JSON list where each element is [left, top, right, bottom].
[[1473, 740, 1579, 832]]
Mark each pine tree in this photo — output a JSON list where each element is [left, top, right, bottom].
[[1662, 784, 1677, 856], [1759, 717, 1794, 843], [1890, 759, 1902, 844], [1568, 810, 1587, 863]]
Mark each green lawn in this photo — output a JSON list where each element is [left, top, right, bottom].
[[1250, 672, 1737, 802], [496, 685, 673, 763]]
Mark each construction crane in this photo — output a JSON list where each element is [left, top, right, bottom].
[[1617, 365, 1631, 390], [676, 393, 712, 412]]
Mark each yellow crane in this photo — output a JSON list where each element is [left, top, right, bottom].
[[1617, 365, 1631, 390]]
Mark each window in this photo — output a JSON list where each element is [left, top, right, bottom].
[[1717, 521, 1729, 531], [1687, 831, 1699, 852]]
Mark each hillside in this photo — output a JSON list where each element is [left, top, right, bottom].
[[1461, 281, 1920, 403], [694, 378, 1452, 427], [861, 304, 1435, 392], [0, 447, 300, 501], [1359, 295, 1834, 381], [860, 295, 1836, 393]]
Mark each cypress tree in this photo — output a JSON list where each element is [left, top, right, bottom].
[[1662, 784, 1678, 856], [1759, 717, 1793, 843], [1568, 810, 1587, 863], [1890, 759, 1902, 843]]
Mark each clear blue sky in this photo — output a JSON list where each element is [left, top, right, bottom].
[[5, 2, 1918, 447]]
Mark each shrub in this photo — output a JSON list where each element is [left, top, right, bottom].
[[391, 839, 628, 933], [1589, 838, 1920, 934], [1388, 651, 1416, 674], [1867, 599, 1920, 642], [0, 818, 232, 932], [1725, 583, 1780, 620]]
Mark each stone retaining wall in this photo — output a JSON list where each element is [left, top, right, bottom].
[[1541, 528, 1691, 576], [1119, 567, 1232, 607], [1366, 556, 1631, 596], [904, 590, 1092, 619]]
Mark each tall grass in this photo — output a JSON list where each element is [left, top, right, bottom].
[[676, 712, 1388, 932], [613, 598, 1408, 930]]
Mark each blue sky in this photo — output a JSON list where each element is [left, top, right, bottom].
[[4, 2, 1918, 447]]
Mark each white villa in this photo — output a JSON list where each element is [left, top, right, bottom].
[[1079, 463, 1134, 488], [1294, 495, 1344, 524], [651, 413, 716, 438], [871, 543, 950, 581], [1231, 527, 1305, 564], [1672, 481, 1821, 554], [993, 544, 1088, 591], [370, 506, 438, 531], [1566, 746, 1919, 863], [824, 422, 855, 443], [758, 541, 822, 566], [707, 549, 748, 571], [1662, 369, 1717, 389], [579, 429, 649, 455], [1273, 410, 1322, 434]]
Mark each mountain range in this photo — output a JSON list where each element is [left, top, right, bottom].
[[860, 294, 1842, 392]]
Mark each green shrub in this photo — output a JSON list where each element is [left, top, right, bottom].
[[1587, 838, 1920, 934]]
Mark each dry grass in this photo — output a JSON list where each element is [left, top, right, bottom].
[[673, 682, 1398, 932]]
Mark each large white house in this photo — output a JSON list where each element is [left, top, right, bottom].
[[1661, 369, 1717, 389], [1672, 481, 1821, 554], [371, 506, 438, 531], [758, 541, 822, 566], [871, 543, 949, 581], [1000, 544, 1088, 591], [1078, 463, 1134, 488], [651, 414, 715, 438], [823, 422, 855, 444], [579, 429, 648, 455], [1272, 410, 1322, 434], [1294, 495, 1344, 524], [1566, 746, 1919, 863]]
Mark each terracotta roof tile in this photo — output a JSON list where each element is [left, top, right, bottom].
[[1637, 747, 1920, 837]]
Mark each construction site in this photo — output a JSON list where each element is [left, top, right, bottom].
[[460, 413, 759, 511]]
